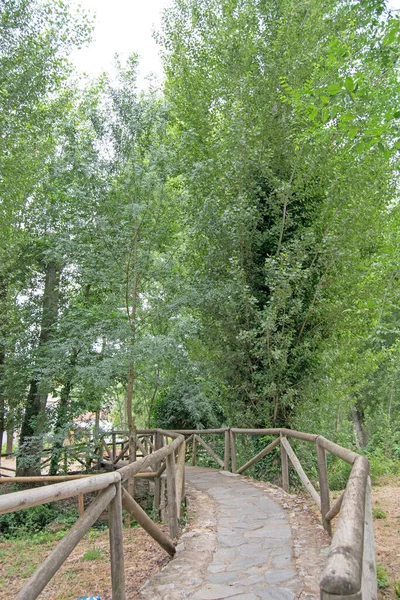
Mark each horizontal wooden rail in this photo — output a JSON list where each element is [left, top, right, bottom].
[[320, 456, 370, 598], [0, 471, 120, 515]]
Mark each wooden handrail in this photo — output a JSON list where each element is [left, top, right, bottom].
[[2, 427, 375, 600]]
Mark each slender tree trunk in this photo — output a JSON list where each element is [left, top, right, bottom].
[[351, 406, 368, 448], [0, 276, 6, 455], [6, 412, 13, 454], [17, 261, 61, 476]]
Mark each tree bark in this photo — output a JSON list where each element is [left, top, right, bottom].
[[17, 261, 61, 476], [351, 406, 368, 448]]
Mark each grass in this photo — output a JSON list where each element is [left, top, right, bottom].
[[82, 547, 103, 561], [372, 507, 387, 519], [377, 564, 390, 589]]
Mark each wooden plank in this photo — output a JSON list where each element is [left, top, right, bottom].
[[280, 434, 289, 492], [316, 435, 359, 465], [0, 471, 120, 515], [320, 456, 369, 597], [280, 436, 321, 509], [317, 442, 332, 534], [194, 434, 224, 468], [122, 488, 175, 556], [224, 429, 230, 471], [166, 451, 178, 538], [230, 430, 237, 474], [109, 481, 126, 600], [361, 477, 377, 600], [237, 437, 280, 475], [14, 485, 116, 600]]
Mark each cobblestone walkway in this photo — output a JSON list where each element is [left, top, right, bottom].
[[137, 468, 307, 600]]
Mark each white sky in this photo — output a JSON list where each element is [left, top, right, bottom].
[[71, 0, 400, 89], [71, 0, 172, 88]]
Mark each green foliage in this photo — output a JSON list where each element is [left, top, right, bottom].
[[372, 507, 387, 519], [0, 502, 71, 539], [82, 548, 103, 561], [376, 563, 389, 589]]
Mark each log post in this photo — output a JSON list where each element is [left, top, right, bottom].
[[78, 493, 84, 517], [280, 433, 289, 492], [192, 435, 197, 466], [112, 433, 117, 463], [109, 480, 126, 600], [224, 429, 230, 471], [362, 477, 377, 600], [317, 442, 332, 534], [176, 440, 186, 517], [230, 430, 237, 474], [154, 432, 163, 516], [166, 451, 178, 538]]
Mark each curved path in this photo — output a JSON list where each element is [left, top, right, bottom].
[[137, 467, 325, 600]]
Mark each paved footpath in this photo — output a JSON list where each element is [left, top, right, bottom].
[[137, 467, 308, 600]]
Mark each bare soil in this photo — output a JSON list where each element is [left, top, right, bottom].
[[371, 477, 400, 599], [0, 524, 170, 600]]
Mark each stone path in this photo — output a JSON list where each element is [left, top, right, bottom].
[[137, 467, 315, 600]]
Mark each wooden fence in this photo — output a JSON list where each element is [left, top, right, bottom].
[[0, 427, 376, 600]]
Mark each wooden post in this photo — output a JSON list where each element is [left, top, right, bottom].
[[166, 451, 178, 538], [154, 432, 163, 516], [192, 435, 197, 466], [109, 480, 126, 600], [280, 434, 289, 492], [224, 429, 230, 471], [78, 493, 84, 517], [112, 433, 117, 463], [175, 440, 186, 517], [362, 477, 377, 600], [317, 442, 332, 534], [230, 430, 237, 474]]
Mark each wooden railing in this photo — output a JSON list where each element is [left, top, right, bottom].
[[0, 427, 376, 600], [0, 429, 186, 600], [171, 427, 377, 600]]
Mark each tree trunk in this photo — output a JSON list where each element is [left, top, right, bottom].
[[351, 406, 368, 448], [17, 261, 61, 476], [6, 412, 13, 454], [0, 276, 6, 455]]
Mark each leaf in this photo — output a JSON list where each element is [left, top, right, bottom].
[[345, 77, 355, 93], [327, 83, 342, 96], [394, 111, 400, 119], [348, 127, 358, 139]]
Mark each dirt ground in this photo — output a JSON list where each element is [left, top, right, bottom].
[[371, 477, 400, 599], [0, 523, 171, 600]]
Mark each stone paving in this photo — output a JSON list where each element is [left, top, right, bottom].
[[136, 467, 315, 600]]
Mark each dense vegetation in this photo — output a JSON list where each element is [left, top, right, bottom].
[[1, 0, 400, 476]]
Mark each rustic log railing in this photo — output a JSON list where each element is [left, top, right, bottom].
[[0, 427, 376, 600], [0, 429, 186, 600], [171, 427, 377, 600]]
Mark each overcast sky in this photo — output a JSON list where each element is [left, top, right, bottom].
[[71, 0, 400, 88]]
